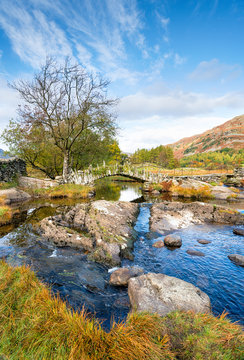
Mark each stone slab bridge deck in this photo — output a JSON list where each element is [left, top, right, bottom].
[[64, 165, 231, 185]]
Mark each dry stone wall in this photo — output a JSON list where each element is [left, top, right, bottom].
[[0, 158, 26, 182]]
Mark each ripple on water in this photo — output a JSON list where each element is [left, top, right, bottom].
[[130, 205, 244, 325], [0, 194, 243, 328]]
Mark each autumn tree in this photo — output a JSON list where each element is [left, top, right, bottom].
[[9, 57, 117, 181]]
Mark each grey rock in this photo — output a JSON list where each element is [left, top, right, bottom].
[[228, 254, 244, 267], [0, 188, 31, 204], [197, 239, 211, 244], [109, 266, 144, 286], [150, 201, 244, 234], [128, 273, 211, 316], [164, 234, 182, 247], [187, 249, 205, 257], [39, 200, 139, 266], [233, 228, 244, 236]]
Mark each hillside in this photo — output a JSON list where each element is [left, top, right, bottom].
[[169, 115, 244, 159]]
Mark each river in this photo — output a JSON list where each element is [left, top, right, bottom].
[[0, 179, 243, 329]]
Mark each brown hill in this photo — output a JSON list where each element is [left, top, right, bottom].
[[169, 115, 244, 159]]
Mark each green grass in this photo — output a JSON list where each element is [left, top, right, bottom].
[[0, 180, 18, 190], [0, 261, 243, 359], [27, 184, 94, 199]]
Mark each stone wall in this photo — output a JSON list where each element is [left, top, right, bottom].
[[172, 174, 224, 183], [0, 158, 27, 182]]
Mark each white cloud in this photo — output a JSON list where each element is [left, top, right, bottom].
[[174, 53, 186, 66], [118, 115, 233, 152], [159, 16, 170, 31], [0, 4, 72, 68], [0, 78, 20, 149], [119, 88, 244, 120], [189, 59, 242, 82]]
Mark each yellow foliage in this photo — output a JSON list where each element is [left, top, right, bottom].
[[171, 185, 214, 199]]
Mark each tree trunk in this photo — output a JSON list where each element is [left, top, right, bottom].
[[62, 151, 70, 182]]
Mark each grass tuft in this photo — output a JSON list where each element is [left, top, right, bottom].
[[27, 184, 94, 199], [0, 206, 14, 226], [0, 261, 243, 359]]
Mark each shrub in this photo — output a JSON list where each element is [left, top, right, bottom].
[[171, 185, 214, 199], [160, 180, 173, 192]]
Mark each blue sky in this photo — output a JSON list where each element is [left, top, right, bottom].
[[0, 0, 244, 152]]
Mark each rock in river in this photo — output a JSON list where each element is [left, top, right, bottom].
[[152, 239, 165, 248], [228, 254, 244, 267], [150, 201, 244, 234], [128, 273, 211, 316], [164, 234, 182, 247], [233, 228, 244, 236], [197, 239, 211, 245], [38, 200, 139, 267], [109, 266, 144, 286], [187, 249, 205, 257]]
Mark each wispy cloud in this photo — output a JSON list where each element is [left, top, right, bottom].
[[0, 78, 19, 138], [157, 13, 170, 42], [189, 59, 242, 82], [0, 3, 72, 68]]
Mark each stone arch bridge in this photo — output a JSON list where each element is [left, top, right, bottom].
[[65, 164, 167, 185]]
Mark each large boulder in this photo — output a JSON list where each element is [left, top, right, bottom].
[[109, 266, 144, 286], [128, 273, 211, 316], [39, 200, 139, 266], [150, 202, 244, 234], [0, 188, 31, 204]]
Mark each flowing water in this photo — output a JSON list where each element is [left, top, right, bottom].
[[0, 179, 243, 329]]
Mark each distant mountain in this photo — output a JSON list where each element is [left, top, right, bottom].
[[0, 149, 10, 159], [169, 115, 244, 159]]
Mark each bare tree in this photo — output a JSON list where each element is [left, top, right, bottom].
[[12, 57, 118, 181]]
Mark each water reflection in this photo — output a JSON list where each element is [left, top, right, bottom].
[[95, 179, 142, 202], [0, 178, 244, 329]]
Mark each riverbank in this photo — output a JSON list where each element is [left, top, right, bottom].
[[0, 260, 243, 360]]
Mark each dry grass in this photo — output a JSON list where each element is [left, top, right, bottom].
[[0, 261, 243, 359], [171, 184, 214, 199], [0, 261, 172, 360], [29, 184, 94, 199], [0, 206, 14, 226], [136, 164, 233, 176], [161, 310, 244, 359]]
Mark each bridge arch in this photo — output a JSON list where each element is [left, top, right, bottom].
[[95, 173, 146, 183]]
